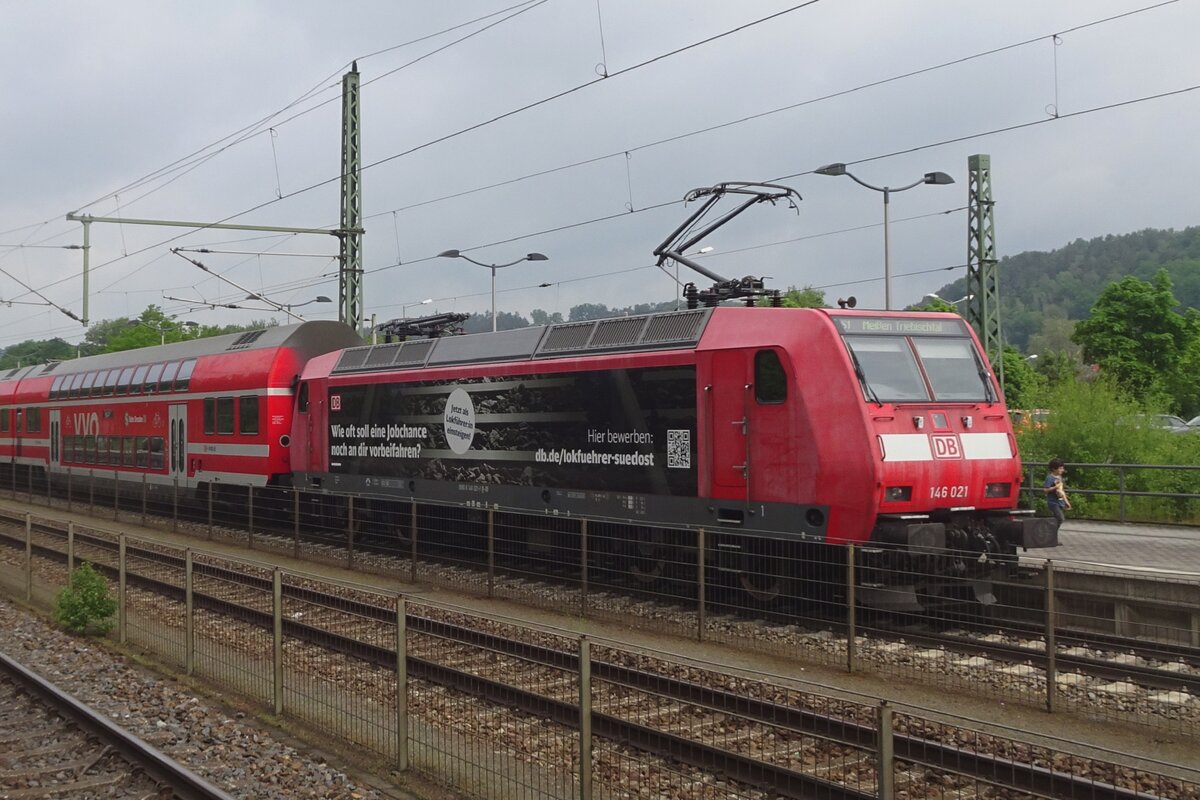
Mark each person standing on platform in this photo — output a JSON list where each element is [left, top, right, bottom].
[[1043, 458, 1071, 528]]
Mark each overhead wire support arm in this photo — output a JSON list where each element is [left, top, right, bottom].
[[170, 249, 306, 322], [63, 212, 348, 329]]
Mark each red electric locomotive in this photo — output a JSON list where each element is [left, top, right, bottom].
[[0, 322, 360, 496], [292, 304, 1056, 607]]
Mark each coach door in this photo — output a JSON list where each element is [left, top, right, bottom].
[[169, 404, 188, 486], [49, 410, 61, 471]]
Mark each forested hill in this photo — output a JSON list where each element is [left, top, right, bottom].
[[927, 226, 1200, 351]]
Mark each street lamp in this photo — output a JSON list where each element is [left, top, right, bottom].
[[816, 163, 954, 311], [437, 249, 550, 332], [402, 298, 433, 318], [134, 319, 198, 346], [245, 294, 332, 313], [924, 292, 973, 305]]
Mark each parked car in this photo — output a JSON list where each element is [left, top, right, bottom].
[[1120, 414, 1192, 433], [1188, 415, 1200, 428], [1010, 408, 1050, 431]]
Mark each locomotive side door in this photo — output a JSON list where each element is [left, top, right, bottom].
[[49, 410, 61, 471], [168, 403, 189, 487], [709, 350, 750, 496]]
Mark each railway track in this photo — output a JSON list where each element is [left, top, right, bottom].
[[1, 510, 1196, 798], [0, 648, 233, 799]]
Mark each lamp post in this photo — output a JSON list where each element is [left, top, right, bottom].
[[135, 319, 198, 346], [816, 163, 954, 311], [924, 292, 973, 306], [437, 250, 549, 332], [402, 298, 433, 318]]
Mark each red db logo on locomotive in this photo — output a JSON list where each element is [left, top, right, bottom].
[[930, 434, 962, 459]]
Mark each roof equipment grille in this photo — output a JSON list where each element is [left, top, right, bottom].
[[227, 329, 267, 350]]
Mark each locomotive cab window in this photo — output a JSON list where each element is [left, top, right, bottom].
[[912, 338, 992, 402], [842, 336, 928, 402], [754, 350, 787, 404]]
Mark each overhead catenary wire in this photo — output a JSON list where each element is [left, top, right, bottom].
[[0, 1, 1188, 339]]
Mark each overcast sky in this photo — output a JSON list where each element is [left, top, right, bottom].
[[1, 0, 1197, 346]]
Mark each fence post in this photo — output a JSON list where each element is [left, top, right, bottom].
[[293, 489, 301, 559], [113, 470, 120, 520], [27, 464, 32, 503], [1118, 466, 1127, 523], [409, 501, 418, 584], [89, 468, 95, 512], [207, 482, 214, 540], [1045, 560, 1057, 713], [67, 468, 72, 511], [579, 635, 592, 800], [247, 485, 255, 549], [487, 509, 495, 599], [396, 596, 408, 771], [185, 549, 194, 676], [24, 513, 32, 603], [67, 522, 75, 575], [877, 700, 894, 800], [697, 528, 706, 642], [847, 544, 857, 674], [172, 476, 179, 534], [141, 473, 147, 527], [118, 534, 127, 644], [273, 568, 284, 716], [347, 496, 355, 569], [46, 466, 52, 506], [579, 519, 588, 617]]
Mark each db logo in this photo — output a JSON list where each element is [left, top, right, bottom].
[[330, 394, 342, 411], [930, 434, 962, 459]]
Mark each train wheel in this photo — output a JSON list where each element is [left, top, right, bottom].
[[628, 528, 668, 584], [736, 540, 794, 604]]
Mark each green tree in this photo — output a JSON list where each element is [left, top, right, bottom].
[[0, 338, 75, 370], [999, 346, 1044, 410], [779, 286, 827, 308], [530, 309, 564, 326], [1072, 270, 1199, 403]]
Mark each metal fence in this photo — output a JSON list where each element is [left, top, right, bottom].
[[2, 511, 1199, 799], [1021, 462, 1200, 523]]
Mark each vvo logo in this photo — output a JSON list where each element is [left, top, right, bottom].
[[930, 433, 962, 459], [72, 412, 99, 436]]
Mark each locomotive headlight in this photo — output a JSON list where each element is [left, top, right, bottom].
[[884, 486, 912, 502], [985, 482, 1011, 498]]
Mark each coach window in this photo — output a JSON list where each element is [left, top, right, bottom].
[[50, 375, 65, 399], [238, 395, 260, 435], [83, 435, 95, 464], [136, 436, 149, 468], [297, 382, 309, 412], [90, 370, 109, 397], [217, 397, 235, 435], [122, 437, 136, 467], [26, 407, 40, 433], [0, 409, 7, 433], [754, 350, 787, 404], [115, 367, 136, 395], [130, 366, 149, 395], [203, 398, 216, 434], [94, 436, 107, 465], [149, 436, 164, 469], [174, 359, 196, 392], [67, 373, 85, 399], [102, 369, 119, 396], [144, 363, 164, 393], [80, 371, 99, 397], [159, 361, 180, 391]]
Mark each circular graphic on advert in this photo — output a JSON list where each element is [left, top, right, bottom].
[[443, 387, 476, 455]]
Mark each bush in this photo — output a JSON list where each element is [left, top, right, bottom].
[[54, 562, 117, 635]]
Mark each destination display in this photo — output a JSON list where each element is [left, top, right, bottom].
[[327, 365, 697, 495], [834, 316, 969, 337]]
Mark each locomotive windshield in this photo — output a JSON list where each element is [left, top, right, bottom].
[[835, 316, 995, 403]]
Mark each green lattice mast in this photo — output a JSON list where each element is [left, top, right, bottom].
[[339, 63, 364, 334], [964, 154, 1003, 392]]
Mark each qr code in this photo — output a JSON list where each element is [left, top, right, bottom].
[[666, 429, 691, 469]]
